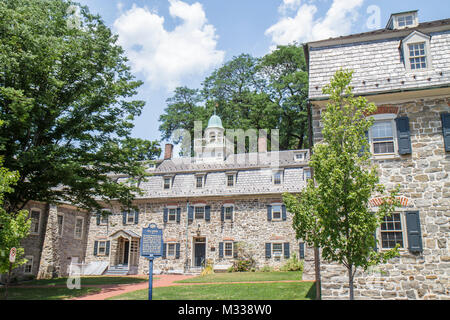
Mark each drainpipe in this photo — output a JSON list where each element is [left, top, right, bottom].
[[184, 199, 190, 273]]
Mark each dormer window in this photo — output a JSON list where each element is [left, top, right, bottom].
[[195, 174, 206, 188], [294, 152, 306, 162], [386, 11, 419, 30], [401, 31, 432, 72], [163, 175, 174, 190], [408, 43, 427, 70], [398, 15, 414, 28]]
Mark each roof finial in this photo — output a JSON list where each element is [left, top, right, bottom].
[[214, 102, 218, 115]]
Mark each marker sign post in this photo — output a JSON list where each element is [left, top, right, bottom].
[[140, 224, 163, 300]]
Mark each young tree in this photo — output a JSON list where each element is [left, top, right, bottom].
[[283, 69, 400, 300], [0, 0, 160, 215], [0, 152, 31, 298]]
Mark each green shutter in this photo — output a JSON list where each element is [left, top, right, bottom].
[[267, 205, 272, 221], [441, 113, 450, 152], [406, 211, 423, 253], [188, 206, 194, 222], [284, 243, 290, 259], [265, 243, 271, 259], [205, 206, 211, 221], [396, 117, 412, 155]]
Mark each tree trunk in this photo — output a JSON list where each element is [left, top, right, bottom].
[[348, 265, 354, 300], [314, 246, 321, 300]]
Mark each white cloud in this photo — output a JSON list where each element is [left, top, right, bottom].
[[113, 0, 225, 90], [266, 0, 364, 47]]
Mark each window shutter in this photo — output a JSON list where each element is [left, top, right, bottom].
[[188, 206, 194, 222], [233, 242, 238, 258], [284, 242, 290, 259], [134, 210, 139, 224], [230, 206, 234, 221], [219, 242, 224, 259], [267, 205, 272, 221], [299, 242, 305, 259], [205, 206, 211, 221], [162, 243, 167, 259], [282, 205, 287, 221], [93, 241, 98, 256], [106, 241, 110, 256], [396, 117, 412, 155], [175, 243, 180, 259], [96, 213, 100, 225], [122, 211, 127, 225], [406, 211, 423, 253], [265, 243, 271, 259], [176, 208, 181, 223], [441, 113, 450, 152], [163, 208, 168, 223], [221, 206, 224, 222]]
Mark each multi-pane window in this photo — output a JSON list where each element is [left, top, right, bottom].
[[98, 241, 107, 255], [127, 211, 135, 224], [294, 152, 305, 161], [196, 176, 204, 188], [30, 210, 40, 234], [167, 243, 176, 256], [227, 174, 235, 187], [272, 205, 282, 220], [304, 168, 312, 181], [168, 208, 177, 222], [272, 243, 283, 256], [195, 206, 205, 220], [100, 212, 109, 225], [398, 15, 414, 27], [74, 218, 83, 239], [225, 206, 233, 220], [408, 43, 427, 70], [57, 215, 64, 236], [381, 213, 404, 249], [371, 121, 395, 154], [273, 172, 282, 185], [164, 177, 171, 190], [24, 256, 33, 274], [225, 242, 233, 257]]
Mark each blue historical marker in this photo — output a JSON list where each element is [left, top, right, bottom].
[[141, 223, 163, 300]]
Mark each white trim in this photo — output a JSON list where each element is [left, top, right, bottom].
[[97, 240, 107, 256], [368, 116, 398, 156], [100, 209, 110, 225], [163, 176, 173, 190], [29, 208, 42, 235], [24, 255, 34, 274], [167, 207, 177, 223], [223, 241, 234, 258], [224, 205, 234, 221], [271, 203, 283, 221], [402, 32, 433, 72], [226, 173, 236, 187], [377, 212, 408, 252], [74, 217, 84, 240]]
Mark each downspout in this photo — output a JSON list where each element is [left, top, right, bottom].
[[184, 199, 190, 273]]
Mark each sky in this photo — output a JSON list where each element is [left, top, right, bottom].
[[76, 0, 450, 150]]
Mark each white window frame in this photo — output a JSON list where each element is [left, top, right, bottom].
[[100, 209, 110, 225], [272, 171, 283, 185], [127, 210, 135, 224], [24, 256, 34, 274], [98, 241, 107, 256], [303, 168, 312, 181], [294, 152, 306, 162], [226, 173, 236, 187], [167, 206, 177, 223], [271, 203, 283, 221], [167, 243, 176, 257], [29, 208, 41, 235], [402, 31, 432, 72], [194, 205, 205, 220], [368, 114, 398, 157], [224, 204, 234, 221], [377, 212, 407, 251], [163, 176, 173, 190], [57, 214, 64, 237], [74, 217, 84, 240], [224, 241, 234, 257], [195, 174, 205, 189], [272, 243, 283, 257]]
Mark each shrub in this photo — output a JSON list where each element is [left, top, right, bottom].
[[201, 259, 214, 276], [280, 253, 303, 272], [260, 265, 273, 272]]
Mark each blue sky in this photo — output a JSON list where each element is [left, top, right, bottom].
[[76, 0, 450, 150]]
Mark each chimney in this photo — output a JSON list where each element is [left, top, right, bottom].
[[164, 143, 173, 160], [258, 132, 267, 153]]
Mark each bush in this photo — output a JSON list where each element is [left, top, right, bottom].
[[259, 265, 273, 272], [201, 259, 214, 276], [231, 257, 255, 272], [280, 253, 303, 272]]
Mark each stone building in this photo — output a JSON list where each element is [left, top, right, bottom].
[[304, 11, 449, 299], [6, 114, 315, 280]]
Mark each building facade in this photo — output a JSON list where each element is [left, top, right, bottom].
[[304, 11, 450, 299]]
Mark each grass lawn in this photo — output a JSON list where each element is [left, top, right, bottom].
[[0, 276, 148, 300], [175, 271, 302, 284], [108, 282, 315, 300], [0, 286, 102, 300], [12, 276, 148, 287]]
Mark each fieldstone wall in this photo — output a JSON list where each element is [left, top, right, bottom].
[[85, 196, 314, 278], [312, 96, 450, 300]]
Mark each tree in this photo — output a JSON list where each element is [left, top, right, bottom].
[[283, 69, 400, 300], [0, 0, 160, 215], [159, 45, 309, 152], [0, 134, 31, 298]]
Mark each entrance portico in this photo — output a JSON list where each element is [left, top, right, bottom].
[[109, 230, 140, 274]]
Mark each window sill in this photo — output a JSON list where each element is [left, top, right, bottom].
[[371, 154, 401, 161]]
